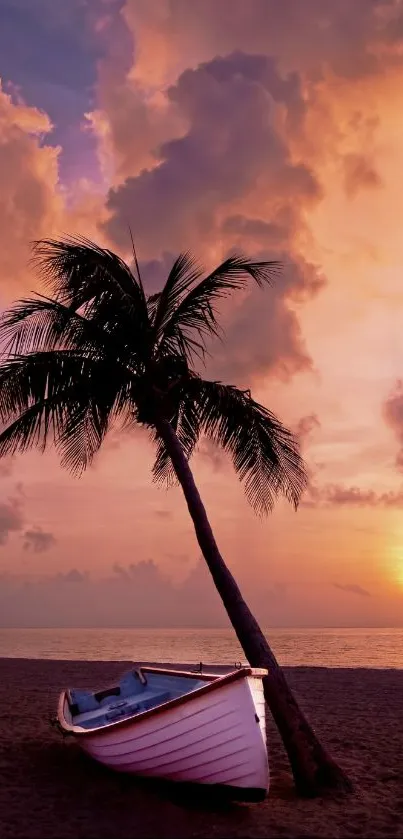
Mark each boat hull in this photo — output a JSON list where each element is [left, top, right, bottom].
[[58, 666, 269, 798]]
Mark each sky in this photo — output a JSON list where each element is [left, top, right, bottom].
[[0, 0, 403, 628]]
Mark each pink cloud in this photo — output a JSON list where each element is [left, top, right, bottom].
[[295, 414, 321, 442], [343, 153, 382, 198], [382, 380, 403, 471], [303, 483, 403, 508]]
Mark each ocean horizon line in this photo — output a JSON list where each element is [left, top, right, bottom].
[[1, 624, 402, 631], [2, 626, 402, 667]]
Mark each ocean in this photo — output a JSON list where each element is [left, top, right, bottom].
[[0, 626, 402, 668]]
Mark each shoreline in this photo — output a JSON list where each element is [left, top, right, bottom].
[[2, 655, 403, 669], [1, 659, 402, 838]]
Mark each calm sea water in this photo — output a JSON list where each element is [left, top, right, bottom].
[[0, 627, 402, 668]]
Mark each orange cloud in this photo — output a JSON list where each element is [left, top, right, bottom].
[[93, 0, 399, 189], [343, 153, 382, 198], [0, 81, 63, 297], [120, 0, 403, 85], [0, 80, 112, 301]]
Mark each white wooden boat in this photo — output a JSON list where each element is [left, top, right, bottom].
[[57, 662, 269, 800]]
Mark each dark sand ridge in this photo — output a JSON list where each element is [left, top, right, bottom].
[[0, 659, 402, 838]]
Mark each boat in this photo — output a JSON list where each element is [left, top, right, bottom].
[[57, 661, 269, 800]]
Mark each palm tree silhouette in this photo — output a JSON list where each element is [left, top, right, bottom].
[[0, 237, 350, 795]]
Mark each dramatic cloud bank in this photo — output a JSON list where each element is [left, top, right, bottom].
[[0, 0, 403, 626]]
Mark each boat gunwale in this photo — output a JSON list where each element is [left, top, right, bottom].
[[57, 665, 267, 738]]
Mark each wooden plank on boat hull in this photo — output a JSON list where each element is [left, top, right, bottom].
[[81, 679, 269, 792], [86, 714, 242, 761], [85, 697, 238, 754], [97, 734, 253, 772]]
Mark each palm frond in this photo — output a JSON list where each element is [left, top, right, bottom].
[[0, 350, 133, 472], [152, 252, 203, 338], [0, 296, 132, 365], [32, 236, 139, 304], [158, 254, 282, 361], [56, 382, 132, 474], [0, 351, 88, 456], [0, 401, 63, 459], [146, 292, 161, 325], [184, 376, 307, 514], [0, 350, 80, 424], [31, 237, 151, 348], [152, 388, 202, 486], [128, 226, 147, 310], [152, 416, 180, 487]]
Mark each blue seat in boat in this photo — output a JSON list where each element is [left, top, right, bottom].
[[119, 671, 171, 706], [103, 690, 171, 722], [119, 671, 142, 698], [105, 703, 131, 721], [70, 689, 99, 713]]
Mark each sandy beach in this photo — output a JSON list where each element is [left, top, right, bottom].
[[0, 659, 402, 839]]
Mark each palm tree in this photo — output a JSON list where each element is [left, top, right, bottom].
[[0, 237, 350, 796]]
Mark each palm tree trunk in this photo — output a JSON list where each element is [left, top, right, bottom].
[[157, 418, 352, 798]]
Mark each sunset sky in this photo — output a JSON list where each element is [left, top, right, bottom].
[[1, 0, 403, 628]]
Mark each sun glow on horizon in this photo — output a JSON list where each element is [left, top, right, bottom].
[[384, 539, 403, 588], [394, 559, 403, 587]]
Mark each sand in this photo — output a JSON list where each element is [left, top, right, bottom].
[[0, 659, 402, 839]]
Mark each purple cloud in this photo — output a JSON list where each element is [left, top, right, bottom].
[[302, 483, 403, 509], [23, 526, 56, 554], [333, 583, 371, 598], [0, 498, 23, 546], [103, 51, 324, 386]]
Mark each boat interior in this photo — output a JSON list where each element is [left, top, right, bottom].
[[67, 668, 209, 730]]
